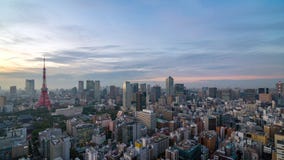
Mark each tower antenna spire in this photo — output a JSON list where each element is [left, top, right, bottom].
[[36, 56, 51, 110], [43, 56, 45, 68]]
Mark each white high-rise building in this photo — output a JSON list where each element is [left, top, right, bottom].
[[25, 79, 35, 95], [123, 81, 132, 110], [136, 109, 156, 130]]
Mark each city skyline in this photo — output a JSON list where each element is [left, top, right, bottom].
[[1, 0, 284, 89]]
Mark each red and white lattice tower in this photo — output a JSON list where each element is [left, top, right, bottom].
[[36, 57, 51, 110]]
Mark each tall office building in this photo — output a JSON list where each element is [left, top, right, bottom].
[[140, 83, 146, 93], [166, 76, 174, 96], [136, 91, 146, 111], [147, 84, 151, 94], [221, 89, 232, 101], [122, 122, 140, 145], [86, 80, 94, 91], [86, 80, 95, 100], [25, 79, 35, 95], [244, 89, 256, 103], [123, 81, 132, 110], [174, 83, 184, 96], [151, 85, 161, 103], [131, 83, 139, 103], [146, 84, 151, 107], [78, 81, 84, 93], [131, 83, 139, 93], [0, 96, 6, 107], [258, 88, 269, 94], [94, 80, 100, 102], [0, 96, 6, 112], [10, 86, 17, 96], [258, 88, 271, 103], [209, 87, 217, 98], [109, 85, 117, 99]]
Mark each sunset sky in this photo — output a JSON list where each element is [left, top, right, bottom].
[[0, 0, 284, 89]]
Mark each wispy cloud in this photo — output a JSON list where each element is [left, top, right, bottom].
[[0, 0, 284, 89]]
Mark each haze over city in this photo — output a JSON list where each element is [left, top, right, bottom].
[[0, 0, 284, 89]]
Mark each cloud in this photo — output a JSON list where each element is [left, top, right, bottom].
[[1, 1, 284, 89], [27, 46, 121, 64], [0, 33, 36, 45], [227, 21, 284, 32], [0, 71, 40, 79], [79, 45, 121, 51]]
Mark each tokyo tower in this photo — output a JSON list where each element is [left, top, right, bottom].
[[36, 57, 51, 110]]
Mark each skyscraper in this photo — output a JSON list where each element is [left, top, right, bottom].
[[221, 89, 232, 101], [174, 83, 184, 96], [166, 76, 174, 96], [151, 85, 161, 103], [136, 91, 146, 111], [243, 89, 256, 103], [109, 85, 117, 99], [86, 80, 94, 91], [131, 83, 139, 93], [94, 80, 100, 102], [10, 86, 17, 96], [209, 87, 217, 98], [258, 88, 269, 94], [36, 58, 51, 110], [123, 81, 132, 110], [25, 79, 35, 95], [139, 83, 146, 93], [0, 96, 6, 112], [78, 81, 84, 93], [86, 80, 95, 100], [131, 83, 139, 103]]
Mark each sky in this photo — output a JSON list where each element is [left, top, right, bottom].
[[0, 0, 284, 90]]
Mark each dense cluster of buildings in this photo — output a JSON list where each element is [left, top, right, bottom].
[[0, 128, 28, 159], [0, 77, 284, 160]]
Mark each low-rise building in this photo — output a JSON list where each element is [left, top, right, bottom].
[[38, 128, 71, 160]]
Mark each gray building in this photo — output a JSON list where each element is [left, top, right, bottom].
[[208, 87, 217, 98], [123, 81, 132, 110], [39, 128, 71, 160], [166, 76, 174, 96], [94, 80, 100, 102], [78, 81, 84, 93], [25, 79, 35, 95]]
